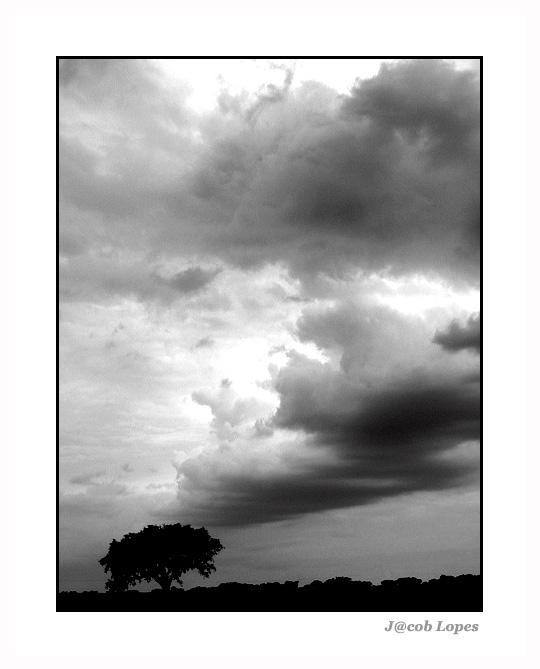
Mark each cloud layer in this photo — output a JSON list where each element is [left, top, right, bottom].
[[59, 59, 480, 586], [60, 58, 480, 305]]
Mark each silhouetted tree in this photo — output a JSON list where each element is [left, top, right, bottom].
[[98, 523, 224, 592]]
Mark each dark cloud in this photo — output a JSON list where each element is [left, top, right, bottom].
[[165, 350, 479, 527], [154, 266, 221, 294], [191, 59, 480, 284], [193, 336, 216, 349], [157, 290, 480, 527], [59, 59, 480, 306], [433, 313, 481, 353], [273, 354, 479, 458], [69, 470, 106, 486], [344, 59, 480, 165], [59, 256, 222, 305]]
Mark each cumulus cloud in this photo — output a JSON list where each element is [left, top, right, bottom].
[[274, 354, 479, 454], [59, 58, 480, 308], [433, 313, 481, 353], [192, 378, 275, 443], [253, 418, 274, 438], [190, 59, 479, 284], [164, 296, 480, 527], [344, 59, 479, 166], [166, 354, 478, 526]]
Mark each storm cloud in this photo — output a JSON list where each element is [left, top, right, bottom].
[[192, 59, 479, 284], [166, 294, 480, 526], [164, 349, 479, 527], [433, 313, 481, 353], [60, 58, 480, 301], [59, 59, 480, 588]]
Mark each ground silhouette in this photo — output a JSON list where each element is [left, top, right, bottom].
[[58, 573, 481, 611]]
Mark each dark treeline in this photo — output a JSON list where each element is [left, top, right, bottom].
[[58, 573, 481, 612]]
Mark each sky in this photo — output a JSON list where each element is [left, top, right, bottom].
[[58, 58, 480, 592]]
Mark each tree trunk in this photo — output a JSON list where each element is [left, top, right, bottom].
[[154, 570, 172, 591]]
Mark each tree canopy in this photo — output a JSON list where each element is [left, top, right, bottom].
[[98, 523, 224, 592]]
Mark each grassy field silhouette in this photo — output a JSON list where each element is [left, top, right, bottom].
[[58, 573, 481, 612]]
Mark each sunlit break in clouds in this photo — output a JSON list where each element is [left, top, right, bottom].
[[59, 58, 480, 592]]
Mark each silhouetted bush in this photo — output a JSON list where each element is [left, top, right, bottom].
[[58, 573, 481, 612]]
